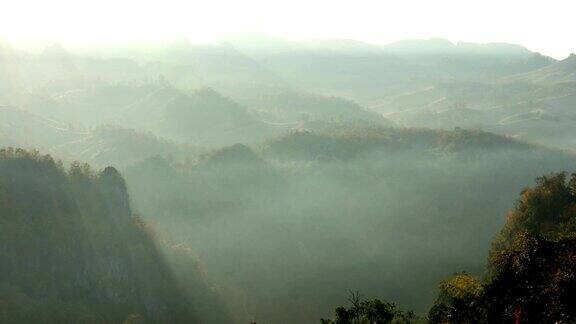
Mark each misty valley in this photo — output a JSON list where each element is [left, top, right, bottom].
[[1, 36, 576, 323]]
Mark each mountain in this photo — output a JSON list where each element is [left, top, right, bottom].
[[38, 43, 79, 75], [125, 143, 282, 224], [225, 37, 554, 103], [235, 44, 415, 101], [378, 54, 576, 150], [503, 53, 576, 85], [159, 88, 278, 146], [0, 41, 30, 107], [382, 38, 457, 54], [23, 44, 82, 93], [260, 123, 546, 161], [0, 105, 82, 149], [75, 57, 143, 83], [2, 37, 576, 324], [382, 40, 554, 81], [200, 142, 267, 167], [243, 89, 394, 126], [116, 84, 182, 130], [382, 38, 534, 57], [146, 41, 288, 99], [223, 34, 384, 55], [43, 83, 162, 127], [124, 123, 576, 323], [0, 149, 199, 323], [0, 106, 193, 167], [0, 44, 149, 126], [23, 44, 146, 94], [322, 171, 576, 323], [52, 125, 198, 168]]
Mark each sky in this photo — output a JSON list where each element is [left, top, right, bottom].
[[1, 0, 574, 59]]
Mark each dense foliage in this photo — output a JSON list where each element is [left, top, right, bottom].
[[2, 37, 576, 323], [124, 124, 575, 323], [0, 148, 227, 323], [320, 292, 420, 324], [428, 172, 576, 323]]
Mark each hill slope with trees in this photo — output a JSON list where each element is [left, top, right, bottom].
[[0, 148, 229, 323], [124, 123, 576, 323]]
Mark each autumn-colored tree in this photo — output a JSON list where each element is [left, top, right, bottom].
[[428, 173, 576, 323]]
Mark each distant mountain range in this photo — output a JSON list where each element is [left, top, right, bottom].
[[2, 36, 576, 323], [1, 36, 575, 152]]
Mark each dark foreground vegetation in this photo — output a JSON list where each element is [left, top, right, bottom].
[[3, 143, 576, 323], [321, 291, 421, 324], [429, 172, 576, 323], [124, 123, 575, 322], [2, 37, 576, 323], [322, 172, 576, 323], [0, 148, 230, 323]]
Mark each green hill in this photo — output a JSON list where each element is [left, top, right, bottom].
[[0, 148, 229, 323], [124, 124, 576, 323], [503, 53, 576, 85]]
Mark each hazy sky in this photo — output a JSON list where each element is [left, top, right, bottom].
[[1, 0, 574, 58]]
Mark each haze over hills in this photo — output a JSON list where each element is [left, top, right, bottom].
[[0, 105, 82, 149], [0, 148, 231, 323], [1, 34, 576, 323], [225, 36, 555, 102], [124, 123, 576, 323], [383, 52, 576, 150], [503, 53, 576, 84], [52, 125, 198, 168]]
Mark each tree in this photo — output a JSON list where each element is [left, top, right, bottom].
[[321, 291, 418, 324], [428, 173, 576, 323]]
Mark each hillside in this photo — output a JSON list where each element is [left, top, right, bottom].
[[379, 55, 576, 150], [124, 124, 576, 323], [228, 37, 554, 103], [1, 36, 575, 323], [52, 125, 198, 168], [243, 89, 394, 126], [503, 53, 576, 85], [427, 172, 576, 323], [0, 148, 230, 323], [147, 41, 288, 99], [0, 105, 82, 149], [44, 83, 163, 127], [158, 88, 278, 145], [322, 172, 576, 323]]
